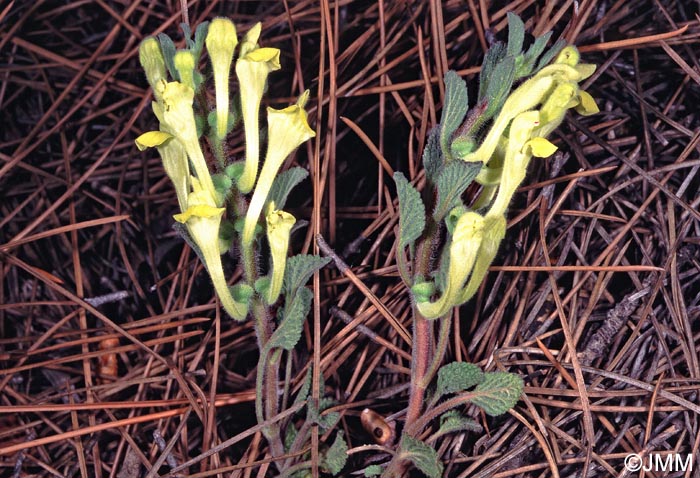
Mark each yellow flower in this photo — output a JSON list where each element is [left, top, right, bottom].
[[205, 18, 238, 140], [241, 91, 315, 247], [262, 207, 296, 304], [457, 214, 506, 303], [174, 50, 196, 91], [416, 210, 484, 319], [135, 131, 190, 212], [174, 178, 249, 320], [157, 80, 219, 205], [139, 37, 167, 101], [487, 111, 557, 218], [235, 22, 281, 193]]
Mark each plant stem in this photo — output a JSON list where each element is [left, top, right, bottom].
[[405, 310, 430, 429]]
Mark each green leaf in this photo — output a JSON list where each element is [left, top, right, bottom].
[[284, 422, 298, 452], [393, 172, 426, 250], [267, 167, 309, 211], [469, 371, 523, 416], [318, 397, 340, 430], [517, 31, 552, 77], [433, 410, 483, 440], [535, 38, 566, 71], [400, 435, 443, 478], [433, 161, 480, 221], [322, 431, 348, 476], [439, 71, 468, 160], [436, 362, 485, 397], [478, 42, 505, 103], [363, 465, 384, 477], [269, 287, 312, 350], [423, 127, 443, 183], [506, 12, 525, 58], [482, 55, 517, 121], [283, 254, 331, 297], [157, 33, 178, 81], [191, 21, 210, 62], [293, 366, 313, 406]]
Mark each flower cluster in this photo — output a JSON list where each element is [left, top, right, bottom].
[[413, 45, 598, 319], [135, 20, 314, 320]]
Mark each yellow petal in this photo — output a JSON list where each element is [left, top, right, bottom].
[[575, 90, 600, 116], [173, 204, 225, 223], [135, 131, 173, 151], [527, 137, 558, 158]]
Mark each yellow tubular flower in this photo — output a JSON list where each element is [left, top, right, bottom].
[[205, 18, 238, 140], [158, 80, 219, 205], [139, 37, 167, 101], [416, 211, 485, 319], [135, 131, 190, 212], [235, 22, 281, 193], [241, 91, 315, 247], [174, 178, 248, 320], [264, 207, 296, 304], [535, 81, 579, 138], [457, 214, 506, 304], [487, 111, 542, 218], [463, 75, 554, 164]]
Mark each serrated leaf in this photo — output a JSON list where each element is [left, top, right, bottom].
[[433, 161, 480, 221], [436, 362, 485, 397], [482, 55, 517, 121], [267, 167, 309, 211], [478, 42, 506, 103], [423, 127, 443, 182], [293, 366, 313, 406], [506, 13, 525, 58], [433, 410, 483, 440], [439, 71, 469, 160], [322, 431, 348, 475], [269, 287, 312, 350], [400, 435, 443, 478], [283, 254, 331, 297], [157, 33, 178, 81], [363, 465, 383, 477], [394, 172, 426, 250], [469, 371, 523, 416], [318, 397, 340, 430]]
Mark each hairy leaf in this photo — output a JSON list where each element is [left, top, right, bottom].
[[363, 465, 383, 477], [517, 31, 552, 77], [436, 362, 485, 397], [293, 365, 313, 406], [400, 435, 443, 478], [394, 172, 426, 249], [322, 431, 348, 476], [423, 127, 443, 182], [433, 410, 483, 440], [469, 371, 523, 416], [478, 42, 506, 103], [267, 167, 309, 211], [269, 287, 312, 350], [284, 254, 331, 297], [482, 55, 517, 121], [157, 33, 178, 81], [433, 161, 480, 221], [439, 71, 469, 160], [506, 12, 525, 58]]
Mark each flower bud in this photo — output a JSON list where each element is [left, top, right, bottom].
[[174, 50, 196, 91], [205, 18, 238, 140], [139, 37, 167, 100], [264, 208, 296, 304]]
